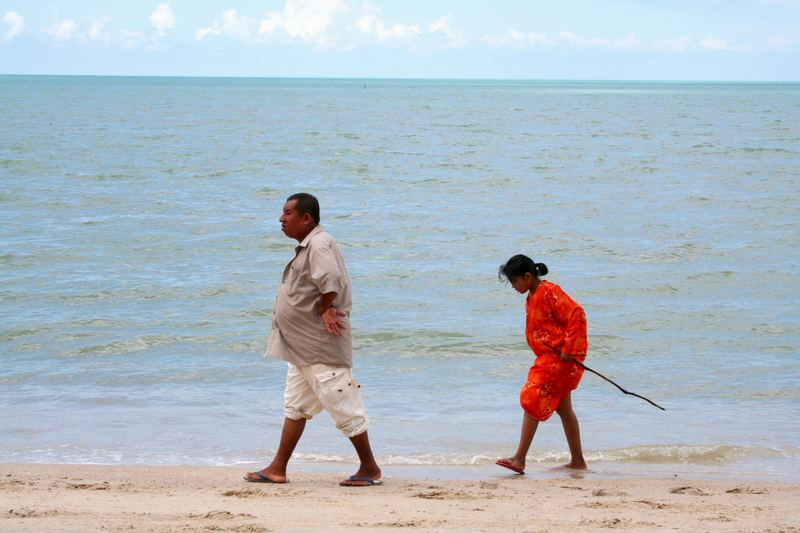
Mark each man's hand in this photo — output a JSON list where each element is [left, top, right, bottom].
[[321, 307, 348, 336], [319, 291, 347, 336]]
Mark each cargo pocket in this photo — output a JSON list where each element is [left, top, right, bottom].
[[313, 368, 353, 407]]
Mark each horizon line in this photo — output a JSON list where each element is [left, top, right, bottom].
[[1, 73, 798, 84]]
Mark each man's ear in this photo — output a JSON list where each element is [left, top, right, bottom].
[[302, 212, 314, 225]]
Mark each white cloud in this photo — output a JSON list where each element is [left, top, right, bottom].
[[3, 11, 24, 40], [480, 30, 766, 53], [654, 36, 693, 53], [198, 1, 345, 47], [118, 29, 150, 49], [284, 0, 343, 40], [356, 2, 465, 48], [193, 1, 465, 50], [44, 19, 78, 42], [555, 31, 641, 49], [87, 17, 113, 42], [591, 34, 641, 49], [700, 36, 729, 50], [41, 15, 143, 47], [480, 29, 551, 48], [481, 30, 640, 49], [427, 16, 466, 47], [699, 36, 753, 51], [195, 24, 220, 41], [357, 4, 421, 42], [258, 0, 345, 48], [196, 9, 257, 41], [555, 31, 581, 46], [150, 3, 175, 36]]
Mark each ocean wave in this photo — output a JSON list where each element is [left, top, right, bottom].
[[734, 146, 795, 155], [583, 444, 787, 465], [5, 445, 798, 473], [633, 242, 711, 263], [288, 444, 800, 466], [60, 334, 214, 358]]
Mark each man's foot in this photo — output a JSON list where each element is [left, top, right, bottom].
[[340, 466, 382, 487], [495, 457, 525, 475], [339, 475, 383, 487], [243, 469, 288, 483]]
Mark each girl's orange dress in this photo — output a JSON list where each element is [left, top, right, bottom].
[[520, 280, 588, 421]]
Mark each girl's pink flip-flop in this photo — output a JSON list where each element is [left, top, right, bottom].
[[495, 459, 525, 475]]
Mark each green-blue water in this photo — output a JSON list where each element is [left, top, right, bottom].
[[1, 76, 798, 480]]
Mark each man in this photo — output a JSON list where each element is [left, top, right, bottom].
[[244, 193, 382, 487]]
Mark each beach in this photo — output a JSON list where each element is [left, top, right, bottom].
[[3, 77, 798, 478], [2, 463, 799, 532], [2, 77, 799, 516]]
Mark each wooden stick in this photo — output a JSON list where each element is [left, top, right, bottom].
[[574, 360, 665, 410], [544, 343, 666, 411]]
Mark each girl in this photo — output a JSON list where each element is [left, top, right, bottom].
[[496, 254, 588, 473]]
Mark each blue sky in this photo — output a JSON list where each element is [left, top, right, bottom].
[[1, 0, 798, 80]]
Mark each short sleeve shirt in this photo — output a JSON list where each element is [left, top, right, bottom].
[[266, 225, 353, 367]]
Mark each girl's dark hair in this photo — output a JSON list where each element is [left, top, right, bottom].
[[498, 254, 548, 281]]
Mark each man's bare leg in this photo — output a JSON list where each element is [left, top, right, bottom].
[[245, 417, 306, 483], [340, 430, 382, 486]]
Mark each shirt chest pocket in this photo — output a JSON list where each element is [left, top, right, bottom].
[[285, 256, 311, 293]]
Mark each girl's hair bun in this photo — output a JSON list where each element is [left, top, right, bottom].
[[535, 263, 549, 276]]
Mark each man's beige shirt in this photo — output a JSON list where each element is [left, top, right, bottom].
[[266, 225, 353, 367]]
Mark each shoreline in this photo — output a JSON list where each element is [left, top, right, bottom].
[[255, 459, 800, 483], [4, 457, 798, 483], [2, 463, 799, 532]]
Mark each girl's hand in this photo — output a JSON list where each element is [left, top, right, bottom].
[[544, 341, 574, 362]]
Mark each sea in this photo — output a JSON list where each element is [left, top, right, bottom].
[[1, 76, 798, 482]]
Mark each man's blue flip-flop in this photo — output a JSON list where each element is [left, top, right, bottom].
[[339, 476, 383, 487], [243, 471, 286, 483]]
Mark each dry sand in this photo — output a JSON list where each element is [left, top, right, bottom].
[[1, 463, 798, 532]]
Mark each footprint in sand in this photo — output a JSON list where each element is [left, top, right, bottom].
[[726, 486, 768, 495], [669, 486, 709, 496], [5, 508, 61, 518], [413, 489, 477, 500], [580, 517, 632, 528], [361, 521, 422, 528], [635, 499, 671, 509], [64, 482, 111, 490], [221, 488, 263, 498], [186, 510, 257, 520], [592, 488, 629, 497]]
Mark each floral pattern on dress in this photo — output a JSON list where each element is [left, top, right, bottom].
[[519, 281, 588, 421]]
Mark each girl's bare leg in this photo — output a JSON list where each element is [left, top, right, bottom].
[[498, 412, 539, 472], [555, 393, 587, 470]]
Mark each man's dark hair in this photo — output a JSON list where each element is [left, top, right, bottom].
[[287, 192, 320, 224]]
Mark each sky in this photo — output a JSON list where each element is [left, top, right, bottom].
[[1, 0, 798, 80]]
